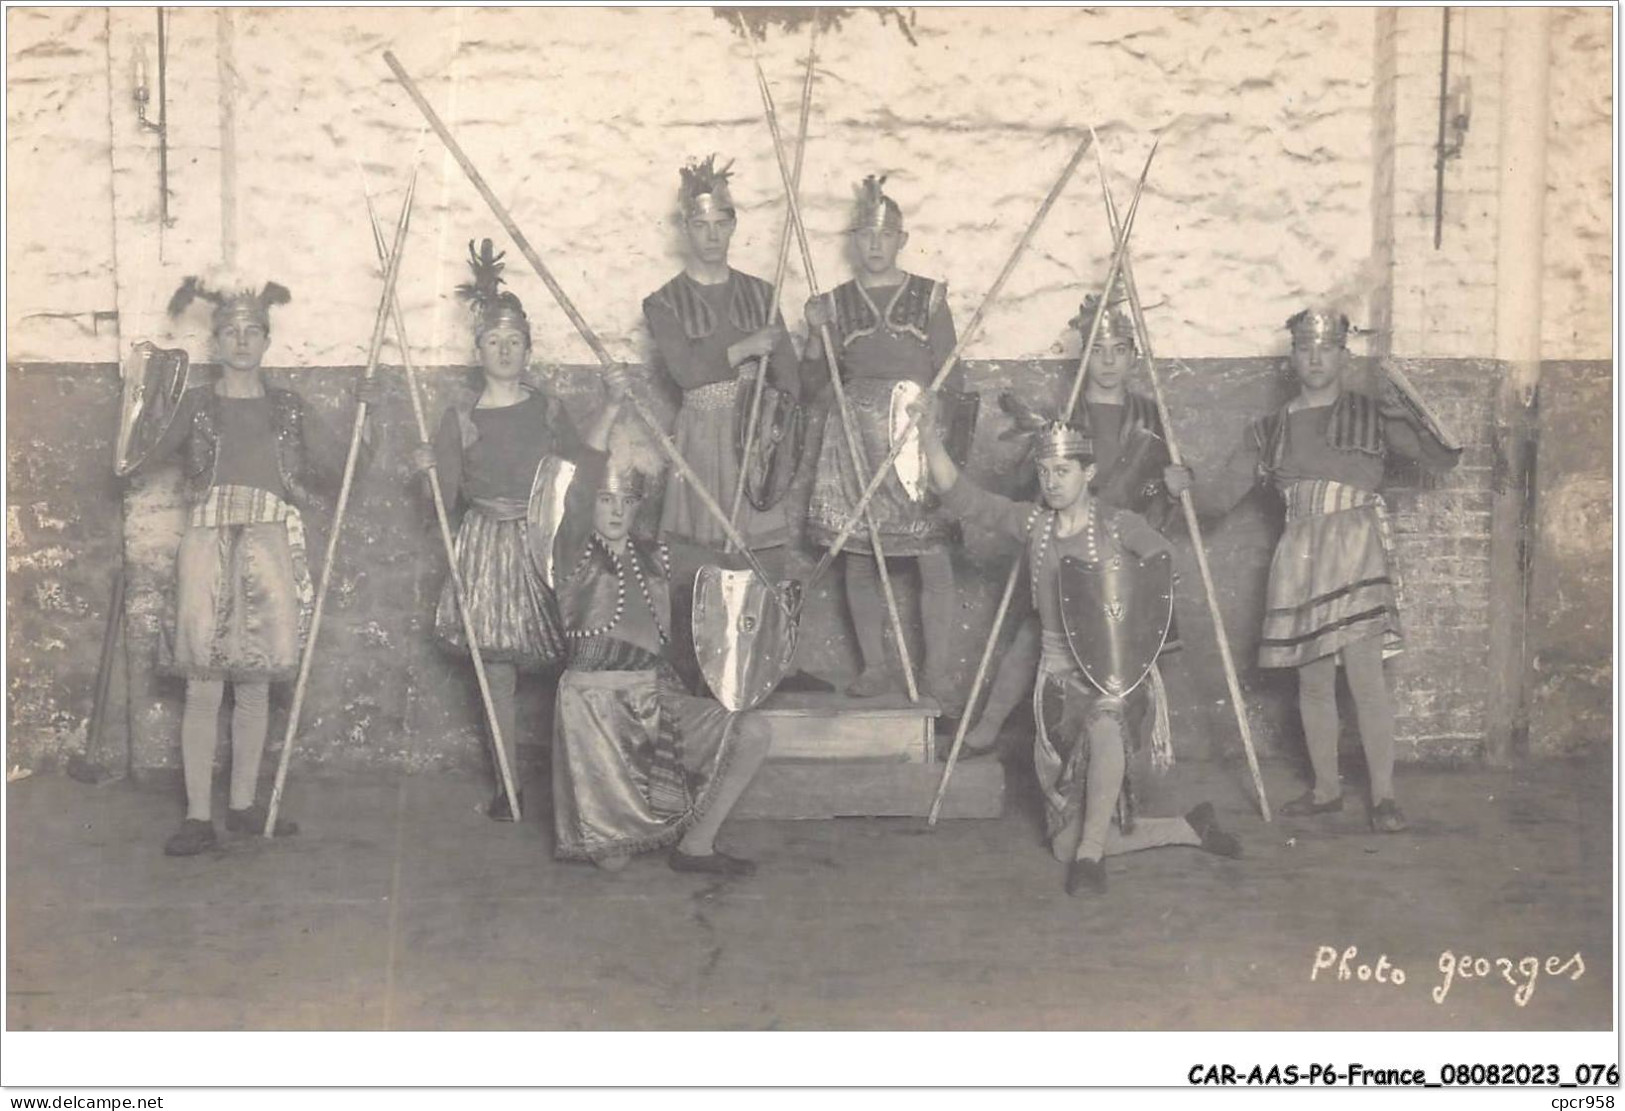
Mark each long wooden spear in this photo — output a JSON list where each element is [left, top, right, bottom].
[[929, 138, 1157, 825], [265, 169, 417, 837], [726, 27, 816, 552], [382, 50, 787, 605], [738, 21, 921, 701], [1096, 142, 1271, 820], [800, 129, 1097, 598], [355, 162, 522, 822]]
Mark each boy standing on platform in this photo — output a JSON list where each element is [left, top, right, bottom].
[[802, 175, 963, 706]]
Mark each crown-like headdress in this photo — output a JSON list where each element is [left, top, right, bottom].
[[850, 174, 904, 233], [1072, 291, 1135, 347], [167, 274, 291, 332], [679, 155, 736, 218], [456, 238, 530, 341], [1286, 306, 1349, 348], [998, 393, 1095, 464], [599, 467, 647, 498]]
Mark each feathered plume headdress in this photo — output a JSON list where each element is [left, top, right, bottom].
[[851, 173, 903, 233], [602, 411, 666, 499], [167, 273, 291, 332], [998, 392, 1095, 468], [1070, 290, 1135, 348], [457, 238, 530, 341], [679, 154, 736, 218]]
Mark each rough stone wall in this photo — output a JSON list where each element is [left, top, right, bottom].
[[6, 8, 119, 364], [1542, 7, 1614, 361], [10, 6, 1375, 366]]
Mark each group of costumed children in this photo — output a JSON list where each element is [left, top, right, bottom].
[[136, 157, 1458, 894]]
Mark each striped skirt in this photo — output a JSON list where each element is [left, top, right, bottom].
[[659, 376, 789, 551], [805, 378, 955, 556], [1258, 479, 1404, 670], [434, 500, 567, 672]]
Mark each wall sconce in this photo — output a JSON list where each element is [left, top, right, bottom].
[[1440, 76, 1473, 161], [129, 9, 172, 230], [132, 48, 163, 134]]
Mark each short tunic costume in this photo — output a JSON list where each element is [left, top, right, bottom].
[[143, 383, 352, 682], [1195, 391, 1460, 669], [939, 476, 1173, 840], [803, 274, 962, 556], [643, 269, 800, 551]]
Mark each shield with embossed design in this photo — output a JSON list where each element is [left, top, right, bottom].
[[1058, 550, 1173, 699], [888, 380, 979, 501], [113, 341, 191, 477], [524, 454, 577, 588], [692, 566, 801, 711]]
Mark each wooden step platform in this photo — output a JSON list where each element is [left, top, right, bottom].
[[735, 686, 1005, 820]]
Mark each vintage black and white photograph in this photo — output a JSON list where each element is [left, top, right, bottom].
[[3, 1, 1616, 1085]]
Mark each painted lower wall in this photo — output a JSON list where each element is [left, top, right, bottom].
[[9, 355, 1606, 776]]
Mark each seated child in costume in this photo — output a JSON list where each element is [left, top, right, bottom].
[[549, 379, 773, 876]]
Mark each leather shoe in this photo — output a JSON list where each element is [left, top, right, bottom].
[[669, 848, 757, 877], [1369, 799, 1409, 833], [1280, 790, 1343, 817], [1185, 802, 1242, 858], [1065, 857, 1107, 897], [163, 818, 217, 857]]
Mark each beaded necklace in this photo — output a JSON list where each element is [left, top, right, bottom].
[[563, 534, 671, 644]]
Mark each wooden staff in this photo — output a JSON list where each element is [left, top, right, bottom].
[[355, 164, 522, 822], [265, 170, 418, 837], [801, 129, 1097, 597], [1096, 143, 1271, 820], [726, 27, 816, 551], [739, 24, 921, 701], [383, 50, 786, 604], [929, 139, 1157, 825]]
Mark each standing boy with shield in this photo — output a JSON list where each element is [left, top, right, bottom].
[[641, 157, 806, 692], [959, 293, 1190, 756], [802, 175, 971, 706]]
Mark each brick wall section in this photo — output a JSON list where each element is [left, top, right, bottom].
[[8, 355, 1518, 772], [1527, 361, 1613, 756]]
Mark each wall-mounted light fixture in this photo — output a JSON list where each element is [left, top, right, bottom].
[[131, 9, 171, 230], [1440, 76, 1473, 162]]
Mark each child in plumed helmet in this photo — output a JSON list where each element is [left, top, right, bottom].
[[548, 392, 773, 877], [130, 274, 381, 856], [409, 239, 622, 821]]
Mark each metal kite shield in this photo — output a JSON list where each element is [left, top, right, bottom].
[[1058, 550, 1174, 699], [692, 566, 801, 711], [113, 341, 191, 477], [524, 454, 577, 588], [734, 379, 806, 512], [887, 381, 979, 502]]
